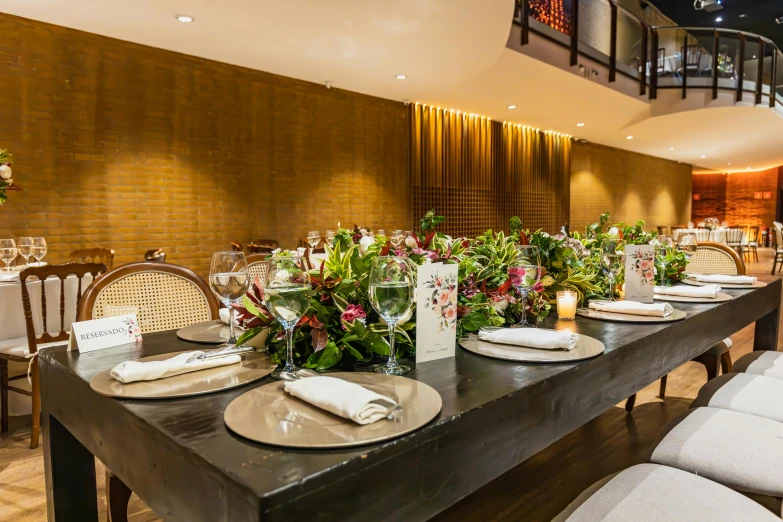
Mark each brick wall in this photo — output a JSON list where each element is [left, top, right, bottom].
[[569, 141, 692, 231], [0, 14, 410, 276], [692, 167, 780, 227]]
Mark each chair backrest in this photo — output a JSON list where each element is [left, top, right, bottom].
[[774, 226, 783, 249], [682, 44, 701, 66], [687, 242, 746, 276], [230, 242, 243, 252], [144, 249, 166, 263], [656, 225, 669, 235], [77, 262, 220, 334], [725, 228, 744, 243], [246, 254, 270, 286], [247, 244, 276, 254], [253, 238, 279, 248], [748, 226, 760, 243], [70, 247, 115, 269], [657, 48, 665, 70], [694, 228, 711, 242], [20, 262, 107, 353]]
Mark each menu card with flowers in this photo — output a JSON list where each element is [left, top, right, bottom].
[[624, 245, 655, 303], [416, 262, 458, 363]]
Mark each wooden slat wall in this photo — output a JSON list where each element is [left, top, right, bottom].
[[410, 104, 571, 236]]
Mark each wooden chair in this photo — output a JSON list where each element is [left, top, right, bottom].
[[745, 225, 760, 263], [70, 247, 115, 269], [679, 44, 702, 76], [76, 261, 219, 521], [230, 242, 243, 252], [725, 227, 744, 256], [247, 244, 276, 254], [143, 249, 166, 263], [656, 225, 669, 236], [1, 262, 106, 448], [246, 254, 270, 285], [625, 242, 744, 413], [771, 224, 783, 275], [656, 47, 666, 76]]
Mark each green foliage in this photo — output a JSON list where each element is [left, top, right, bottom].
[[420, 209, 446, 232]]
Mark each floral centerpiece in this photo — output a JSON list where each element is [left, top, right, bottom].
[[234, 210, 688, 370], [0, 149, 21, 205]]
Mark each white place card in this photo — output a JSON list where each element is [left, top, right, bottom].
[[415, 262, 458, 363], [624, 245, 655, 303], [68, 313, 143, 353]]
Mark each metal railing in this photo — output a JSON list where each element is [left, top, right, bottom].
[[514, 0, 783, 107]]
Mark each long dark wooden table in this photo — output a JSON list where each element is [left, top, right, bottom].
[[42, 277, 781, 522]]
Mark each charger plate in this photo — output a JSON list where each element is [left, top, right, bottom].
[[577, 307, 687, 323], [681, 277, 766, 289], [224, 372, 442, 448], [90, 350, 276, 399], [459, 332, 604, 363], [177, 320, 240, 344], [654, 292, 733, 303]]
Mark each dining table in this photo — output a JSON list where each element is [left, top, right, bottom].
[[41, 277, 781, 522]]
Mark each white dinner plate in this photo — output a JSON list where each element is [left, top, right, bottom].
[[576, 307, 687, 323], [458, 331, 604, 363], [681, 277, 766, 289], [654, 292, 733, 303]]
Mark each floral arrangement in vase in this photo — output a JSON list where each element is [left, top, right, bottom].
[[0, 149, 21, 205]]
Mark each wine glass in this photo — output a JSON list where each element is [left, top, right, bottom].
[[325, 230, 336, 245], [306, 231, 321, 249], [677, 233, 697, 263], [368, 256, 415, 375], [656, 235, 675, 286], [0, 239, 17, 271], [376, 229, 386, 238], [508, 245, 541, 327], [17, 237, 32, 267], [390, 230, 405, 248], [264, 255, 313, 379], [601, 240, 625, 301], [209, 252, 250, 350], [30, 237, 47, 266]]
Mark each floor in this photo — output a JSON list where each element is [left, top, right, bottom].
[[0, 247, 774, 522]]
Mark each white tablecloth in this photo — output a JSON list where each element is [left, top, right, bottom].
[[674, 228, 747, 245]]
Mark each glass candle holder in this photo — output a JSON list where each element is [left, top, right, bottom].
[[556, 290, 577, 320]]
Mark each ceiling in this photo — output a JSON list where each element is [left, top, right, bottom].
[[647, 0, 783, 49], [1, 0, 782, 173]]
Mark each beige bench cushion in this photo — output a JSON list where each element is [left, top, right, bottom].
[[692, 373, 783, 423], [733, 351, 783, 380], [649, 408, 783, 497], [553, 463, 778, 522]]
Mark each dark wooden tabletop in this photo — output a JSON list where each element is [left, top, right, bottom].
[[42, 277, 781, 522]]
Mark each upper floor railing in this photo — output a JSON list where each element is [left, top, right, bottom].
[[514, 0, 783, 107]]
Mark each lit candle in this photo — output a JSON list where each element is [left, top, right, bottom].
[[557, 290, 577, 320]]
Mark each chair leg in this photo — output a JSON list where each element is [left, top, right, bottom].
[[106, 470, 132, 522], [625, 394, 636, 413], [0, 359, 7, 433], [693, 353, 719, 381], [30, 358, 40, 449], [720, 351, 733, 374], [659, 375, 668, 399]]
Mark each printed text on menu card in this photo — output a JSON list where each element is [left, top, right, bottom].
[[624, 245, 655, 303], [415, 262, 458, 363]]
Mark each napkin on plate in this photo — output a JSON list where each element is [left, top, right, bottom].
[[109, 351, 241, 384], [478, 328, 579, 350], [0, 270, 21, 283], [688, 274, 757, 285], [654, 284, 721, 299], [588, 300, 673, 317], [283, 376, 398, 425]]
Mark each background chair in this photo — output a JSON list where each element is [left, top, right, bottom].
[[656, 225, 669, 236], [230, 242, 243, 252], [143, 248, 166, 263], [1, 262, 106, 448], [724, 227, 744, 255], [70, 247, 115, 269], [772, 224, 783, 275], [246, 254, 270, 285], [247, 244, 276, 254], [625, 242, 743, 413], [745, 225, 759, 263], [656, 47, 665, 76], [679, 44, 702, 77]]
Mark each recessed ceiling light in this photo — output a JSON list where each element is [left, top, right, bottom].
[[576, 122, 585, 127], [626, 135, 633, 140], [507, 105, 517, 109], [715, 16, 723, 22], [701, 155, 707, 159], [668, 147, 675, 150], [728, 162, 732, 165], [175, 14, 193, 23], [747, 166, 752, 170], [753, 55, 757, 59], [395, 74, 407, 80], [739, 13, 747, 18]]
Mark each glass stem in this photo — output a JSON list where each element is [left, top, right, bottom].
[[228, 307, 237, 344], [286, 325, 295, 368], [609, 277, 615, 301], [660, 262, 667, 285], [520, 288, 529, 324], [387, 322, 398, 368]]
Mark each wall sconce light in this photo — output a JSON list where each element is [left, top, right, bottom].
[[764, 192, 772, 199], [692, 194, 701, 200], [754, 192, 763, 199]]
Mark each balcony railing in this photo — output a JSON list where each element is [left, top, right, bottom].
[[514, 0, 783, 107]]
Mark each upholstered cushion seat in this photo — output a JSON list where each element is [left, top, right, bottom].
[[0, 336, 66, 358], [552, 463, 779, 522], [692, 373, 783, 423], [648, 407, 783, 498], [733, 351, 783, 380]]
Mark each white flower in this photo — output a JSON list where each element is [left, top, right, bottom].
[[493, 298, 509, 314], [359, 228, 368, 236], [0, 165, 11, 180], [608, 227, 620, 237], [405, 236, 418, 249], [359, 235, 375, 255], [271, 248, 281, 255]]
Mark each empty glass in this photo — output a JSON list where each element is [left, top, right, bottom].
[[306, 231, 321, 249], [390, 230, 405, 248], [325, 230, 336, 245], [656, 235, 675, 285], [17, 237, 32, 267], [264, 255, 312, 379], [368, 256, 415, 375], [0, 239, 17, 271], [509, 245, 541, 327], [209, 252, 250, 349], [677, 233, 697, 262], [30, 237, 47, 266], [601, 240, 625, 301]]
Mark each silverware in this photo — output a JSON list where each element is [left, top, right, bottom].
[[197, 346, 256, 360]]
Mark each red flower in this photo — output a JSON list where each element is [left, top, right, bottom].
[[340, 304, 367, 329]]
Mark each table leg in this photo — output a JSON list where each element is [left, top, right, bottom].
[[44, 414, 99, 522], [754, 306, 780, 352]]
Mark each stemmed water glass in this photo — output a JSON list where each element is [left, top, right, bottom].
[[601, 240, 625, 301], [306, 231, 321, 249], [209, 252, 250, 350], [390, 230, 405, 248], [30, 237, 47, 266], [677, 233, 697, 263], [656, 235, 675, 285], [0, 239, 17, 271], [508, 245, 541, 327], [325, 230, 336, 246], [369, 256, 415, 375], [17, 237, 32, 267], [264, 255, 313, 379], [376, 229, 386, 238]]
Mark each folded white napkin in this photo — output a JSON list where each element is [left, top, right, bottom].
[[589, 300, 673, 317], [654, 284, 721, 298], [689, 274, 757, 285], [478, 328, 579, 350], [0, 270, 21, 283], [110, 351, 241, 384], [283, 376, 398, 425]]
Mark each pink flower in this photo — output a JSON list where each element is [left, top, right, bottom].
[[340, 304, 367, 329], [438, 290, 450, 306], [411, 248, 438, 260], [445, 307, 456, 319], [644, 270, 654, 281], [508, 267, 526, 286], [640, 260, 650, 270]]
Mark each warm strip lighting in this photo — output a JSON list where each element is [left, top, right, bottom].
[[175, 14, 193, 23], [416, 102, 572, 138], [693, 163, 783, 175]]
